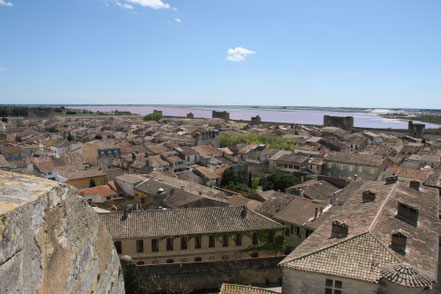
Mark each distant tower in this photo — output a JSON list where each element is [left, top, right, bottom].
[[323, 115, 354, 130], [408, 121, 425, 138], [250, 115, 261, 125], [212, 111, 230, 121]]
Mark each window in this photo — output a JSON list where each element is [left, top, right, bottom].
[[325, 279, 342, 294], [370, 167, 375, 175], [252, 232, 258, 245], [209, 235, 215, 248], [305, 229, 313, 238], [251, 252, 259, 258], [114, 241, 122, 254], [82, 182, 87, 189], [290, 225, 294, 234], [73, 183, 79, 188], [136, 261, 144, 265], [181, 237, 188, 250], [166, 259, 174, 264], [268, 231, 275, 243], [194, 257, 202, 262], [107, 151, 112, 156], [151, 239, 159, 252], [285, 228, 290, 236], [358, 166, 363, 172], [348, 165, 353, 172], [136, 240, 144, 253], [235, 233, 242, 246], [222, 235, 229, 247], [296, 227, 300, 236], [166, 238, 174, 251], [327, 162, 333, 168], [98, 179, 104, 186], [338, 164, 343, 170], [195, 236, 202, 249]]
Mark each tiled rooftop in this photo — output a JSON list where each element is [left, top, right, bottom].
[[100, 206, 285, 238]]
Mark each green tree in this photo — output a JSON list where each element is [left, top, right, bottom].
[[121, 261, 147, 294], [143, 112, 163, 121], [48, 126, 58, 133], [261, 173, 299, 192]]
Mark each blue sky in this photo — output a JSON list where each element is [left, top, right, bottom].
[[0, 0, 440, 109]]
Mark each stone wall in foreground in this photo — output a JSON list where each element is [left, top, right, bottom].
[[0, 171, 124, 294]]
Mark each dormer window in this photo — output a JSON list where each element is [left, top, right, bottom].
[[331, 221, 348, 238], [396, 202, 418, 226], [390, 232, 407, 255], [362, 190, 376, 202]]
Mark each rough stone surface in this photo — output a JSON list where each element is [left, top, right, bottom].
[[0, 171, 124, 294]]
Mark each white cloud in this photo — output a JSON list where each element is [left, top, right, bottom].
[[175, 17, 181, 23], [0, 0, 13, 7], [171, 7, 177, 11], [125, 0, 170, 9], [116, 1, 134, 9], [0, 68, 6, 72], [225, 47, 256, 62]]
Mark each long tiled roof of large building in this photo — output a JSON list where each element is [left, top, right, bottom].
[[279, 180, 440, 288], [100, 206, 285, 239], [220, 283, 280, 294]]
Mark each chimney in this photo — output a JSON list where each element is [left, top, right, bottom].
[[241, 206, 247, 218], [170, 188, 175, 196], [409, 180, 420, 191], [385, 175, 398, 185], [353, 174, 358, 180], [121, 208, 130, 221], [180, 185, 184, 190], [320, 207, 323, 216], [299, 189, 304, 198], [314, 207, 318, 219]]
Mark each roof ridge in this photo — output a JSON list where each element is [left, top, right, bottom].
[[248, 207, 287, 226], [369, 182, 398, 232], [366, 231, 402, 264]]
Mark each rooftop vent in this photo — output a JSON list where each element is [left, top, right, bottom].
[[385, 175, 398, 185], [409, 180, 420, 191], [331, 221, 348, 238], [397, 202, 418, 226], [362, 190, 376, 202], [390, 232, 407, 255]]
